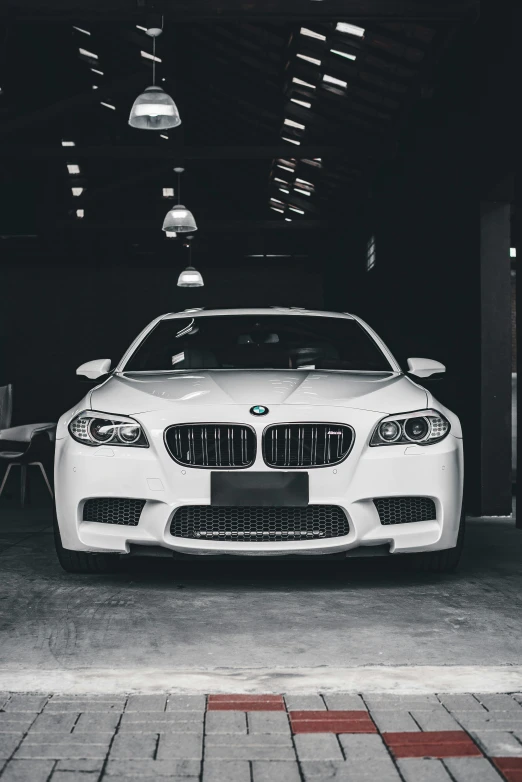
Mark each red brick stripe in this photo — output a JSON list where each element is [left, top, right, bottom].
[[292, 720, 377, 734], [207, 694, 285, 711], [384, 731, 471, 744], [208, 695, 283, 702], [291, 711, 371, 721], [290, 710, 376, 734], [492, 757, 522, 782], [383, 731, 482, 759]]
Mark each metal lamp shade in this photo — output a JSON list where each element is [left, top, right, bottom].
[[162, 204, 198, 233], [128, 86, 181, 130], [177, 266, 204, 287]]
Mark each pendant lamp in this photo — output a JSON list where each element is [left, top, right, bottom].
[[177, 266, 204, 287], [163, 168, 198, 233], [129, 25, 181, 130], [178, 238, 204, 287]]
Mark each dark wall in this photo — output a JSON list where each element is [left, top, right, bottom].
[[0, 264, 323, 424], [323, 7, 515, 514], [325, 24, 480, 402]]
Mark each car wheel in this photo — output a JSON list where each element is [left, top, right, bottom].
[[53, 510, 120, 574], [407, 511, 465, 573]]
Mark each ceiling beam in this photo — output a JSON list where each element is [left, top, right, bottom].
[[0, 145, 359, 160], [55, 218, 324, 232], [1, 0, 480, 22]]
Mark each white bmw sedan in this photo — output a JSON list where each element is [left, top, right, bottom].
[[54, 308, 464, 574]]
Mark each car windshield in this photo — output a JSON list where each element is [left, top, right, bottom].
[[123, 315, 393, 372]]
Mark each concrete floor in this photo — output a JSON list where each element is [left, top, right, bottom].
[[1, 494, 521, 691]]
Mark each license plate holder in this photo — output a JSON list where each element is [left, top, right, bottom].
[[211, 472, 309, 507]]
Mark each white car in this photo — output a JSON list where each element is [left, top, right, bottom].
[[54, 308, 464, 574]]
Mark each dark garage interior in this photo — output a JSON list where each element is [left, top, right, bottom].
[[0, 1, 520, 781]]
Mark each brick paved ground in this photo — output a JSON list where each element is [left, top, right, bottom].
[[1, 692, 522, 781]]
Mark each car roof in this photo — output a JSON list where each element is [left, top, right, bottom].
[[161, 308, 354, 320]]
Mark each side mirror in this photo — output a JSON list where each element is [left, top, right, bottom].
[[76, 359, 111, 380], [407, 357, 446, 378]]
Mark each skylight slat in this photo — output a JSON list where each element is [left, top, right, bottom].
[[79, 48, 98, 60], [323, 73, 348, 88], [296, 53, 321, 66], [141, 50, 162, 63], [292, 77, 316, 89], [284, 118, 306, 130], [300, 27, 327, 41], [336, 22, 365, 37], [331, 49, 357, 61], [291, 98, 312, 109]]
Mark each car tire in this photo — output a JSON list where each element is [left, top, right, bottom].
[[408, 511, 465, 573], [53, 511, 120, 574]]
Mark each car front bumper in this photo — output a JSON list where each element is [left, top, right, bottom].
[[55, 405, 463, 557]]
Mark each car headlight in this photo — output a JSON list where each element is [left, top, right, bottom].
[[370, 409, 450, 447], [68, 411, 148, 448]]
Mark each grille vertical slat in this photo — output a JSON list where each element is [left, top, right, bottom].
[[165, 424, 256, 468], [263, 423, 354, 468], [189, 427, 194, 464], [202, 427, 208, 467], [216, 427, 222, 467]]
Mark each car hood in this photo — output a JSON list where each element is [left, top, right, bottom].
[[90, 370, 427, 416]]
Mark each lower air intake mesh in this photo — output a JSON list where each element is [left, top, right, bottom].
[[374, 497, 436, 525], [83, 498, 146, 526], [170, 505, 349, 542]]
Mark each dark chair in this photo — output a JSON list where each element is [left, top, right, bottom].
[[0, 385, 56, 506], [0, 384, 13, 431]]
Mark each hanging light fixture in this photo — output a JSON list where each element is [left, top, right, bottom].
[[129, 22, 181, 130], [178, 238, 204, 287], [178, 266, 204, 287], [163, 167, 198, 233]]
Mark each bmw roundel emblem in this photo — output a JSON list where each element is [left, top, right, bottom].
[[250, 405, 269, 416]]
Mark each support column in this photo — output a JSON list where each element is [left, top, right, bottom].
[[477, 201, 512, 516]]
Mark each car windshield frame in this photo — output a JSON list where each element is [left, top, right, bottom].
[[120, 313, 396, 374]]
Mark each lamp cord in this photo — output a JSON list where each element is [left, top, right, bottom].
[[152, 36, 156, 86], [177, 171, 181, 204]]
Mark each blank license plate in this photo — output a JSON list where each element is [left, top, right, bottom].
[[211, 472, 309, 507]]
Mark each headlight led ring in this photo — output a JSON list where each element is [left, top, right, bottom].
[[403, 416, 430, 443], [89, 418, 116, 444], [378, 420, 402, 443]]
